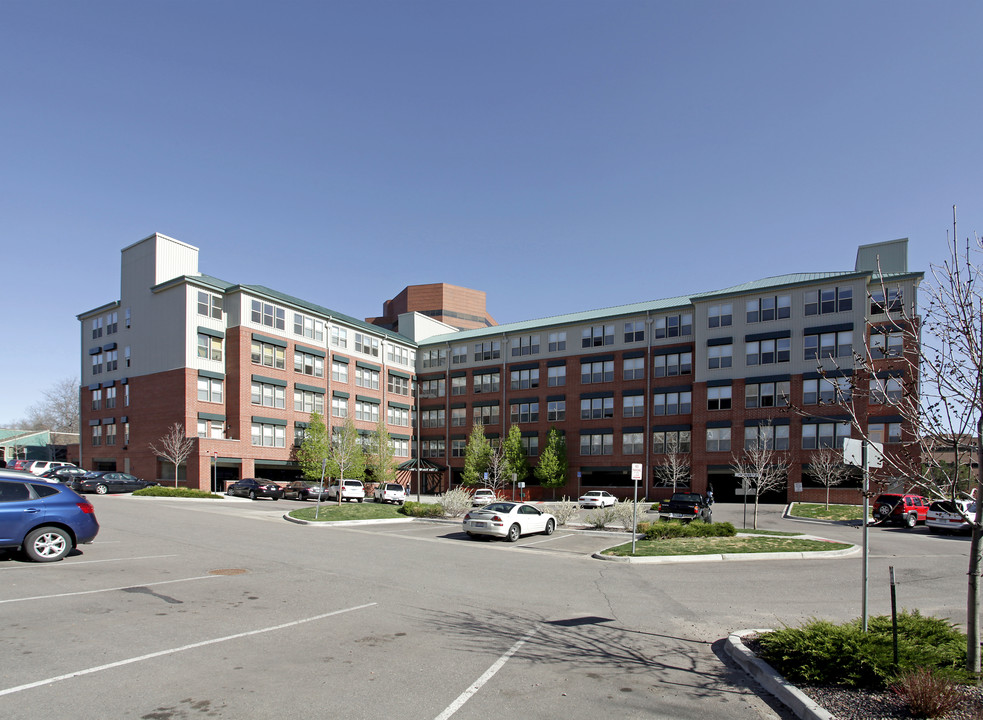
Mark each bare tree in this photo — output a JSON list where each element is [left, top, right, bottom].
[[14, 377, 80, 433], [808, 446, 853, 510], [484, 442, 513, 497], [652, 435, 691, 493], [731, 422, 791, 529], [149, 423, 196, 488]]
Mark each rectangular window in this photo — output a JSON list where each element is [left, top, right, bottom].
[[708, 344, 732, 369], [623, 432, 644, 454], [392, 438, 409, 457], [473, 372, 500, 394], [746, 338, 791, 366], [802, 422, 851, 450], [580, 432, 613, 456], [623, 395, 644, 418], [707, 386, 732, 411], [124, 346, 131, 368], [451, 345, 468, 364], [520, 436, 539, 456], [451, 439, 466, 458], [355, 400, 380, 423], [421, 409, 445, 428], [580, 360, 614, 384], [871, 331, 904, 358], [331, 360, 348, 383], [744, 381, 789, 409], [655, 313, 693, 339], [451, 376, 467, 396], [802, 377, 851, 405], [198, 291, 223, 319], [624, 321, 645, 343], [197, 377, 223, 403], [331, 396, 348, 418], [124, 384, 129, 407], [91, 353, 103, 374], [804, 286, 852, 316], [510, 368, 540, 390], [804, 331, 853, 360], [421, 348, 447, 368], [623, 357, 644, 381], [293, 313, 324, 342], [477, 405, 500, 425], [744, 425, 789, 451], [250, 300, 285, 330], [473, 341, 501, 361], [451, 408, 467, 427], [106, 311, 118, 334], [705, 427, 731, 452], [387, 406, 410, 427], [355, 333, 380, 357], [422, 439, 446, 458], [547, 366, 566, 387], [653, 430, 691, 455], [582, 325, 615, 348], [124, 308, 131, 329], [746, 295, 791, 323], [355, 367, 380, 389], [548, 331, 566, 352], [510, 401, 539, 424], [653, 391, 691, 416], [91, 425, 102, 446], [197, 334, 222, 361], [869, 377, 903, 405], [105, 386, 117, 409], [652, 352, 692, 377], [419, 378, 445, 398], [92, 317, 103, 339], [294, 352, 324, 378], [547, 400, 566, 422], [330, 326, 348, 348], [123, 422, 130, 444], [105, 349, 118, 371], [251, 381, 286, 409], [869, 422, 902, 444], [251, 422, 286, 448], [91, 388, 101, 410], [708, 303, 732, 328], [580, 396, 614, 420], [387, 345, 411, 365], [388, 374, 410, 395], [294, 389, 324, 414], [252, 341, 286, 369], [870, 289, 903, 315], [511, 335, 540, 356]]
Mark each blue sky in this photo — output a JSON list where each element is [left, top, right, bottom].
[[2, 1, 982, 423]]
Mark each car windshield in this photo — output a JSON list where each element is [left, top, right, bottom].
[[670, 493, 701, 502]]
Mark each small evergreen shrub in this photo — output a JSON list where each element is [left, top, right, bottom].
[[643, 520, 736, 540], [133, 486, 221, 499], [401, 501, 444, 518]]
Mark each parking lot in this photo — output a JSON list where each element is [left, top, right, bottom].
[[0, 495, 973, 720]]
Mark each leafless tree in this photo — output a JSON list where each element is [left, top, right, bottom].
[[731, 422, 791, 529], [808, 446, 853, 509], [652, 435, 691, 494], [149, 423, 196, 488], [484, 443, 513, 497], [14, 377, 80, 433]]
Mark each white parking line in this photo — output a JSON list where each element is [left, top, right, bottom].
[[0, 602, 377, 697], [433, 626, 538, 720], [0, 554, 178, 571], [519, 533, 574, 547], [0, 574, 222, 604]]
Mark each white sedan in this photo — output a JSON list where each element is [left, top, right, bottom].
[[463, 502, 556, 542], [927, 499, 975, 534], [579, 490, 617, 508]]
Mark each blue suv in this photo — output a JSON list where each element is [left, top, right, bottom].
[[0, 470, 100, 562]]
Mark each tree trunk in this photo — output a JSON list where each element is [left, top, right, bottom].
[[753, 493, 760, 530], [967, 419, 983, 675], [173, 461, 178, 489]]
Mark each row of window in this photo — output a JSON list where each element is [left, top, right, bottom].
[[90, 309, 130, 340], [91, 385, 130, 410], [90, 421, 129, 446]]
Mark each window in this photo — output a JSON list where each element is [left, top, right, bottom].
[[624, 321, 645, 343], [871, 289, 903, 315], [294, 389, 324, 414], [387, 345, 412, 365], [331, 360, 348, 383], [802, 421, 851, 449], [805, 286, 852, 316], [198, 292, 223, 319], [581, 360, 613, 384], [581, 397, 614, 420], [330, 326, 348, 348], [451, 408, 466, 427], [705, 427, 731, 452], [355, 367, 380, 389], [392, 438, 409, 457], [871, 331, 904, 358], [510, 401, 539, 424], [547, 399, 566, 421], [653, 391, 691, 416], [419, 378, 445, 398], [745, 381, 789, 408], [473, 341, 501, 361], [746, 338, 791, 365], [91, 388, 101, 410], [91, 425, 102, 446], [422, 439, 445, 458], [355, 400, 380, 423], [870, 422, 902, 444], [251, 422, 286, 448], [197, 377, 223, 403], [653, 352, 692, 377], [623, 432, 644, 454], [746, 295, 791, 323], [708, 344, 732, 369], [744, 425, 789, 451], [510, 368, 540, 390], [294, 426, 306, 447], [123, 422, 130, 444], [106, 311, 118, 334], [804, 331, 853, 360], [474, 372, 500, 394], [708, 303, 732, 328], [387, 406, 410, 427], [124, 308, 131, 328], [251, 381, 286, 409], [251, 341, 286, 369], [547, 366, 566, 387], [355, 333, 380, 357], [197, 334, 222, 361], [803, 377, 851, 405], [451, 345, 468, 364], [421, 409, 445, 428], [623, 395, 644, 418], [91, 352, 103, 375], [870, 377, 903, 405], [105, 386, 117, 409], [623, 357, 644, 381], [331, 396, 348, 418], [707, 386, 732, 411], [548, 331, 566, 352], [250, 300, 285, 330], [421, 348, 446, 368], [653, 429, 691, 454], [294, 352, 324, 378], [451, 376, 467, 396], [655, 313, 693, 339], [582, 325, 615, 348], [124, 384, 129, 407], [388, 374, 410, 395], [511, 335, 539, 356], [520, 436, 539, 456], [124, 346, 131, 368], [293, 313, 324, 342], [451, 439, 466, 458], [105, 349, 118, 371], [476, 405, 500, 425], [580, 432, 613, 456], [91, 317, 103, 339]]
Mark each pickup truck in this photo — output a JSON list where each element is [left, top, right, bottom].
[[657, 492, 713, 523]]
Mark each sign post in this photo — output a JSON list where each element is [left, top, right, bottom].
[[844, 438, 883, 632], [631, 463, 643, 554], [734, 473, 758, 529]]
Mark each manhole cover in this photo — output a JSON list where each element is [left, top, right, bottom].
[[209, 568, 248, 575]]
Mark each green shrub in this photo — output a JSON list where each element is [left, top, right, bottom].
[[401, 501, 444, 518], [643, 520, 736, 540], [132, 486, 222, 499]]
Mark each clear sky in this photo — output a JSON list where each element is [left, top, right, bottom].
[[2, 1, 981, 424]]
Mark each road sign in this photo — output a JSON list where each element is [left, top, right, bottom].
[[843, 438, 884, 468], [630, 463, 643, 481]]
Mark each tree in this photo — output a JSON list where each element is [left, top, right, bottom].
[[501, 424, 530, 493], [328, 416, 365, 504], [484, 442, 512, 496], [149, 423, 196, 488], [535, 427, 568, 498], [295, 412, 330, 483], [808, 446, 853, 509], [730, 422, 790, 530], [652, 434, 691, 494], [461, 421, 492, 486], [16, 377, 80, 433], [366, 417, 398, 488]]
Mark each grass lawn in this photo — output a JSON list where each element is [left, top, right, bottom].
[[790, 502, 868, 522], [602, 535, 853, 557], [288, 502, 409, 522]]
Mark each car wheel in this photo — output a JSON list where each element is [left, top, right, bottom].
[[904, 513, 917, 528], [95, 484, 108, 495], [357, 497, 363, 503], [544, 519, 555, 536], [507, 524, 521, 542], [272, 496, 278, 501], [23, 526, 72, 562], [466, 531, 476, 538], [248, 491, 257, 500]]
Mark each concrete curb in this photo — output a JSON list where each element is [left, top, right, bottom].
[[725, 629, 834, 720], [592, 538, 860, 563], [283, 516, 415, 526]]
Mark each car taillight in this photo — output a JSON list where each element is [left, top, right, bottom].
[[692, 507, 698, 514], [464, 513, 471, 520], [77, 502, 95, 514], [491, 515, 502, 522]]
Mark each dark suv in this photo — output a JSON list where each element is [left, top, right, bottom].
[[227, 478, 282, 500], [873, 493, 929, 528]]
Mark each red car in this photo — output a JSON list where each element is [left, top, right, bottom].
[[873, 493, 929, 528]]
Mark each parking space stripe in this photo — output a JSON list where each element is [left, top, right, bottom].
[[0, 574, 222, 604], [433, 626, 538, 720], [0, 554, 178, 571], [0, 602, 377, 697]]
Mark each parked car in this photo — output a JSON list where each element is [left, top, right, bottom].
[[657, 492, 713, 523], [463, 501, 556, 542], [39, 467, 89, 484], [326, 479, 365, 502], [374, 483, 407, 505], [927, 499, 976, 534], [872, 493, 929, 528], [27, 460, 77, 476], [471, 488, 497, 506], [5, 459, 33, 472], [227, 478, 283, 500], [281, 481, 329, 501], [72, 471, 158, 495], [579, 490, 617, 508], [0, 469, 99, 562]]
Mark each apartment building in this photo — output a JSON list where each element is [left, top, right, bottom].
[[79, 233, 922, 502]]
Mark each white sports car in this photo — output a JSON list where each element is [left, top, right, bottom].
[[579, 490, 616, 508], [463, 502, 556, 542]]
